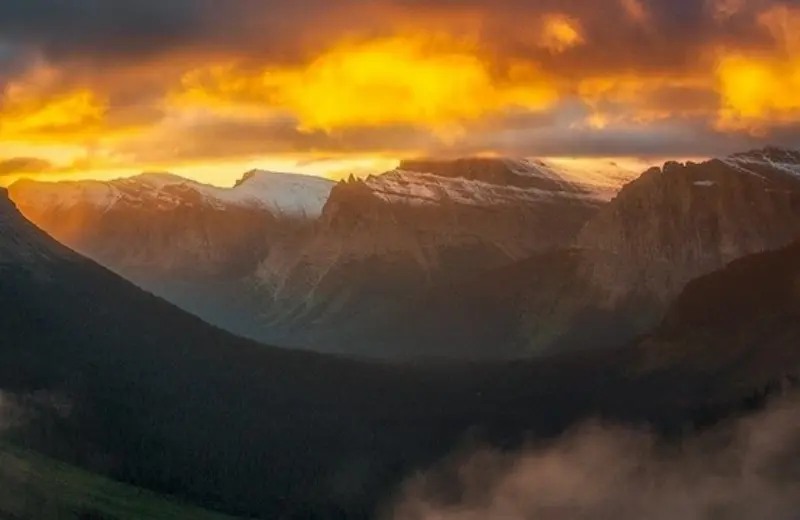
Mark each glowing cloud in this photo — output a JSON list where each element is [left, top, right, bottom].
[[714, 6, 800, 132], [538, 15, 585, 53], [174, 36, 560, 133], [0, 67, 108, 141], [4, 0, 800, 184]]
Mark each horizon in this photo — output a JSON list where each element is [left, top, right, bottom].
[[0, 154, 710, 188]]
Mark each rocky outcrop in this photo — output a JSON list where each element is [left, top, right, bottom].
[[344, 148, 800, 360], [578, 152, 800, 302]]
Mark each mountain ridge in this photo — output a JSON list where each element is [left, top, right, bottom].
[[10, 169, 335, 218], [8, 156, 630, 349], [342, 147, 800, 359]]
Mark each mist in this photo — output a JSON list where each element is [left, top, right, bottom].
[[389, 396, 800, 520]]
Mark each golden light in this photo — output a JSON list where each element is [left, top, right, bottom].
[[714, 6, 800, 131], [0, 87, 108, 142], [173, 35, 560, 133]]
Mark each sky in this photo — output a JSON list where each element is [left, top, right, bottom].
[[1, 0, 799, 186]]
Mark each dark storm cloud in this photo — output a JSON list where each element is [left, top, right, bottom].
[[0, 0, 213, 61], [0, 0, 787, 69], [0, 0, 375, 65]]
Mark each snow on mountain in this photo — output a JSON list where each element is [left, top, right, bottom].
[[723, 147, 800, 180], [364, 170, 596, 206], [363, 158, 638, 207], [11, 170, 336, 218], [228, 170, 336, 217]]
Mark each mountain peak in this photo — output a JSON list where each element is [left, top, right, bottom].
[[228, 170, 335, 218]]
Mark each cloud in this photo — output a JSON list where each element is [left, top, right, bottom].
[[171, 35, 560, 134], [0, 157, 54, 176], [390, 396, 800, 520], [2, 0, 800, 173]]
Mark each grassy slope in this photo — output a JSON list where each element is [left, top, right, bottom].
[[0, 442, 236, 520]]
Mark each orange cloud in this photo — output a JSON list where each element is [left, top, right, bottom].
[[5, 1, 800, 179], [0, 67, 108, 141], [577, 74, 713, 126], [172, 35, 560, 133], [538, 14, 585, 53], [714, 5, 800, 132]]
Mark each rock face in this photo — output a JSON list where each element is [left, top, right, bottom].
[[578, 150, 800, 302], [540, 148, 800, 352], [250, 158, 630, 347], [347, 148, 800, 359]]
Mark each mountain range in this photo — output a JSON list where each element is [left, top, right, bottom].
[[10, 148, 800, 360], [0, 171, 799, 518], [9, 157, 636, 350]]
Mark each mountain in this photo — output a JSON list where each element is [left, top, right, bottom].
[[9, 158, 636, 350], [636, 239, 800, 403], [251, 157, 636, 347], [9, 170, 334, 275], [9, 170, 335, 340], [0, 186, 798, 519], [350, 148, 800, 359], [577, 147, 800, 301]]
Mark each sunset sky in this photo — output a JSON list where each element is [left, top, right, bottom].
[[1, 0, 799, 186]]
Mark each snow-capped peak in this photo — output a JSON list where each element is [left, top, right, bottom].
[[227, 170, 337, 217], [10, 170, 336, 219], [365, 157, 639, 207], [724, 147, 800, 179]]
